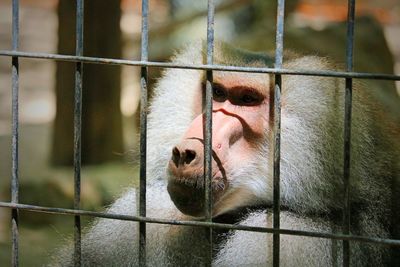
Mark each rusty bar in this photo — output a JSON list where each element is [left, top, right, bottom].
[[1, 202, 400, 247], [11, 0, 20, 266], [342, 0, 356, 266], [73, 0, 84, 266], [0, 51, 399, 81], [139, 0, 149, 265], [204, 0, 216, 265], [273, 0, 286, 266]]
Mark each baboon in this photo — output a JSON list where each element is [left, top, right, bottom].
[[55, 42, 399, 266]]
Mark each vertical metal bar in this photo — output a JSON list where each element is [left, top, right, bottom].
[[11, 0, 19, 266], [204, 0, 215, 266], [74, 0, 84, 266], [343, 0, 355, 266], [273, 1, 285, 267], [139, 0, 149, 266]]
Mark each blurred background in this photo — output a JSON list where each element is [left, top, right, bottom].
[[0, 0, 399, 265]]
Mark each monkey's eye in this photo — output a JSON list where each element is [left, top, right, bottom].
[[212, 85, 227, 101], [214, 87, 225, 97], [239, 92, 262, 106], [241, 94, 257, 104]]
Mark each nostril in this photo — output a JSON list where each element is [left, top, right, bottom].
[[184, 149, 196, 164], [172, 147, 180, 167]]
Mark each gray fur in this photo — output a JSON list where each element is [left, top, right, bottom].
[[52, 42, 399, 266]]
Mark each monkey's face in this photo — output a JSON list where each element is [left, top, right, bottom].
[[167, 72, 272, 218]]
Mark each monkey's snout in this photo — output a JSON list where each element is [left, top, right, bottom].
[[168, 140, 204, 179], [171, 146, 197, 168], [168, 140, 215, 217]]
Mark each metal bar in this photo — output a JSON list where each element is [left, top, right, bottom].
[[1, 202, 399, 247], [139, 0, 149, 266], [11, 0, 19, 266], [204, 0, 215, 265], [273, 0, 285, 266], [73, 0, 84, 266], [343, 0, 355, 266], [0, 51, 399, 81]]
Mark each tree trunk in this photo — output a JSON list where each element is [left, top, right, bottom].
[[52, 0, 123, 166]]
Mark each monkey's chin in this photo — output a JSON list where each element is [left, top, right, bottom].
[[167, 179, 225, 218]]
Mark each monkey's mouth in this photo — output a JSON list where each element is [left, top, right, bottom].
[[167, 176, 227, 217]]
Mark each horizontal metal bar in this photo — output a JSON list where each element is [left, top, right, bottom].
[[0, 201, 399, 247], [0, 50, 399, 81]]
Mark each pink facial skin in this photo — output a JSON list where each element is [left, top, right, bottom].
[[167, 73, 270, 217]]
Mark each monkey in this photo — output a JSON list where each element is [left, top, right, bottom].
[[53, 41, 400, 266]]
